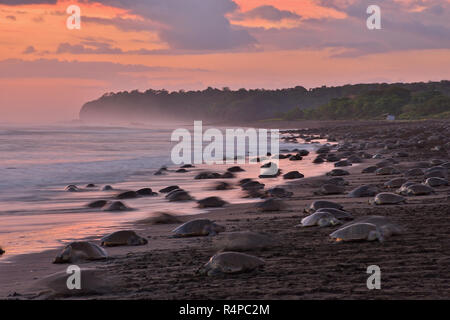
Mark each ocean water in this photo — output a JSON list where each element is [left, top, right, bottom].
[[0, 124, 330, 259]]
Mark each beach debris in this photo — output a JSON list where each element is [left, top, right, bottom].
[[100, 230, 148, 247], [53, 242, 108, 264], [172, 219, 225, 237], [283, 171, 304, 179], [307, 200, 343, 213], [347, 185, 378, 198], [300, 211, 342, 227], [103, 201, 131, 211], [159, 185, 179, 193], [197, 196, 227, 208], [371, 193, 406, 205], [257, 198, 286, 212], [198, 252, 265, 276], [214, 231, 276, 251]]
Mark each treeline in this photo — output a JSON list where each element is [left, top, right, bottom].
[[281, 86, 450, 120], [79, 81, 450, 122]]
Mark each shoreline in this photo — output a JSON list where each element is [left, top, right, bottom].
[[1, 119, 450, 299]]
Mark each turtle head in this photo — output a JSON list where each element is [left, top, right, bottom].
[[208, 222, 226, 236], [368, 228, 385, 243], [53, 245, 72, 264]]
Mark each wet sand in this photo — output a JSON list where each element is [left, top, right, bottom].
[[1, 120, 450, 299]]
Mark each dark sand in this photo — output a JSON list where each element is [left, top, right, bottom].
[[1, 120, 450, 300]]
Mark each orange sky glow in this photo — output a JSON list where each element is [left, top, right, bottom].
[[0, 0, 449, 123]]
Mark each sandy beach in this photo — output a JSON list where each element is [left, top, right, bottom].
[[1, 120, 449, 300]]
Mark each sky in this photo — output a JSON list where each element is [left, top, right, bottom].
[[0, 0, 449, 123]]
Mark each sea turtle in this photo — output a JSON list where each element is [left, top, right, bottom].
[[35, 268, 113, 296], [195, 171, 222, 180], [100, 230, 148, 247], [330, 223, 384, 242], [325, 177, 349, 186], [348, 185, 378, 198], [397, 181, 417, 194], [53, 242, 108, 264], [362, 166, 378, 174], [86, 184, 96, 188], [372, 193, 406, 205], [197, 196, 227, 208], [241, 181, 265, 191], [136, 188, 157, 196], [86, 200, 108, 209], [103, 201, 131, 211], [265, 187, 293, 198], [136, 212, 182, 225], [159, 185, 180, 193], [299, 211, 342, 227], [384, 178, 408, 189], [334, 160, 352, 167], [102, 185, 113, 191], [257, 198, 287, 212], [340, 215, 404, 237], [318, 184, 345, 195], [65, 185, 79, 192], [214, 181, 232, 190], [0, 247, 5, 255], [116, 191, 139, 199], [376, 166, 400, 175], [307, 200, 343, 213], [283, 171, 304, 180], [404, 168, 424, 177], [424, 177, 449, 187], [221, 172, 235, 179], [166, 189, 193, 202], [198, 252, 265, 276], [227, 166, 245, 172], [326, 169, 349, 176], [214, 231, 275, 251], [401, 184, 434, 196], [315, 208, 353, 220], [172, 219, 225, 237]]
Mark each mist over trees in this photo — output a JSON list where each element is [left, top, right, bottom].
[[79, 81, 450, 123]]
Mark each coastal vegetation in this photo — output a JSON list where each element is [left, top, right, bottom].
[[79, 81, 450, 122]]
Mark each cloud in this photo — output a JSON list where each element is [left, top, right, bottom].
[[0, 0, 56, 4], [55, 41, 171, 55], [22, 45, 36, 54], [5, 15, 16, 20], [83, 0, 257, 51], [234, 5, 301, 22]]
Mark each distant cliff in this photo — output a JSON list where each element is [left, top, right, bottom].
[[79, 81, 450, 123]]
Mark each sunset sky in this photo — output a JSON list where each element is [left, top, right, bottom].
[[0, 0, 449, 123]]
